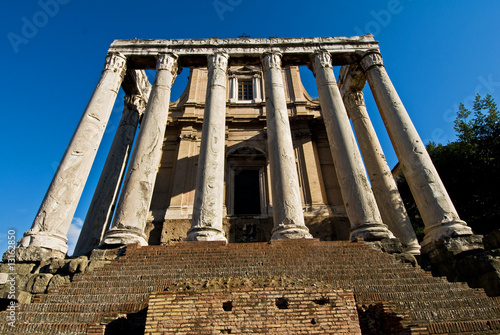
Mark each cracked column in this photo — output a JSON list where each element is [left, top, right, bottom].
[[74, 94, 146, 256], [18, 52, 127, 258], [311, 50, 393, 241], [102, 53, 178, 246], [262, 52, 313, 240], [360, 50, 472, 247], [186, 52, 229, 241], [343, 90, 420, 254]]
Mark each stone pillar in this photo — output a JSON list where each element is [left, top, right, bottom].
[[310, 50, 393, 241], [253, 74, 262, 102], [18, 52, 127, 258], [73, 94, 146, 256], [102, 53, 178, 246], [187, 53, 229, 241], [344, 91, 420, 254], [261, 52, 313, 240], [360, 50, 472, 247]]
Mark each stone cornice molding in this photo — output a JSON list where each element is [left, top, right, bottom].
[[360, 50, 384, 73], [261, 52, 282, 71], [109, 35, 379, 68]]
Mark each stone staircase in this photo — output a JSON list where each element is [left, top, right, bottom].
[[1, 240, 500, 334]]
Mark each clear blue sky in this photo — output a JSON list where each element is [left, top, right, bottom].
[[1, 0, 499, 255]]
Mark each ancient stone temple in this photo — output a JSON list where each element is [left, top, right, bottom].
[[2, 35, 500, 334]]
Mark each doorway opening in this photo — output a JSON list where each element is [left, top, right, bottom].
[[234, 169, 261, 215]]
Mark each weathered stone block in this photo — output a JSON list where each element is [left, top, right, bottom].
[[86, 260, 110, 272], [483, 229, 500, 251], [90, 246, 126, 261], [27, 273, 53, 294], [17, 290, 32, 304], [69, 256, 89, 274], [3, 246, 65, 263], [47, 274, 71, 292], [0, 273, 8, 284]]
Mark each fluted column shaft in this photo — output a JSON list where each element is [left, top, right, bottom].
[[262, 52, 313, 240], [102, 53, 178, 246], [311, 50, 393, 241], [344, 91, 420, 254], [74, 94, 145, 256], [187, 53, 229, 241], [360, 51, 472, 247], [19, 52, 127, 256]]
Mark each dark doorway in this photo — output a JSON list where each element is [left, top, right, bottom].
[[234, 170, 260, 215]]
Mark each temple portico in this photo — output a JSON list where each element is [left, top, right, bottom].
[[15, 35, 473, 259]]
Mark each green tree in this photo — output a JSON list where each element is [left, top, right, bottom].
[[396, 94, 500, 238]]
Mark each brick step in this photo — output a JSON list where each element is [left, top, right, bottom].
[[18, 301, 148, 313], [394, 297, 500, 313], [425, 319, 500, 334], [0, 322, 88, 334], [409, 307, 500, 323], [353, 282, 473, 294], [53, 277, 457, 297], [355, 289, 485, 304], [42, 292, 150, 304], [4, 311, 118, 324]]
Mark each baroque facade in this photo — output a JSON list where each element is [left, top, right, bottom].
[[17, 35, 473, 258]]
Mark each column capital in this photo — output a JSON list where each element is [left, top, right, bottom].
[[343, 91, 366, 111], [124, 94, 147, 115], [261, 52, 283, 71], [207, 52, 229, 72], [360, 50, 384, 72], [311, 50, 333, 70], [156, 53, 179, 73], [104, 52, 127, 74]]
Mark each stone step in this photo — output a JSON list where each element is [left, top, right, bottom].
[[425, 319, 500, 334]]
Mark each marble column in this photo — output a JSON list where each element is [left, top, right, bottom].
[[360, 50, 472, 247], [261, 52, 313, 240], [102, 53, 178, 246], [311, 50, 393, 241], [344, 91, 420, 254], [18, 52, 127, 257], [186, 52, 229, 241], [73, 94, 146, 256]]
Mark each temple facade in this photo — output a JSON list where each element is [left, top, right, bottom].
[[17, 35, 473, 258]]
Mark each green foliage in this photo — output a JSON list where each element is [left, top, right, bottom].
[[396, 94, 500, 237]]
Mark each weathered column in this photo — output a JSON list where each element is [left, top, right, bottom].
[[187, 53, 229, 241], [262, 52, 313, 240], [102, 53, 178, 246], [360, 50, 472, 247], [73, 94, 146, 256], [310, 50, 393, 241], [18, 52, 127, 258], [344, 90, 420, 254]]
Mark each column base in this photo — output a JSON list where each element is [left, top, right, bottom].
[[18, 231, 68, 256], [101, 228, 148, 247], [186, 227, 227, 242], [350, 222, 394, 241], [271, 227, 313, 240], [421, 219, 473, 248], [402, 241, 421, 255]]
